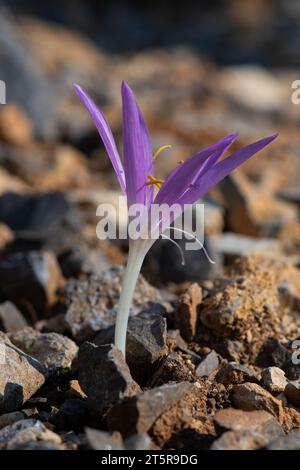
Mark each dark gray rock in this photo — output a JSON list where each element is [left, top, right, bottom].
[[196, 350, 219, 378], [0, 251, 63, 315], [142, 233, 219, 284], [0, 191, 83, 256], [78, 342, 140, 413], [0, 301, 27, 332], [9, 327, 78, 374], [51, 399, 90, 431], [94, 311, 168, 384], [284, 380, 300, 406], [0, 411, 25, 430], [0, 334, 47, 412]]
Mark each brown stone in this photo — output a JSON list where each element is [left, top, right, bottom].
[[0, 104, 33, 147], [232, 382, 285, 423], [107, 382, 198, 439], [0, 334, 47, 412], [174, 283, 201, 341]]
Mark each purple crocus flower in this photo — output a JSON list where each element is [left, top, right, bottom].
[[74, 81, 277, 356]]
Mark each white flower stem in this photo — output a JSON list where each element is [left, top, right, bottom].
[[114, 243, 146, 357]]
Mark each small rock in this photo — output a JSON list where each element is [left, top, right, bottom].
[[215, 362, 257, 385], [268, 429, 300, 450], [94, 311, 168, 384], [0, 334, 47, 412], [51, 399, 90, 431], [174, 283, 201, 341], [0, 191, 83, 255], [0, 251, 63, 315], [196, 350, 219, 378], [214, 408, 284, 441], [149, 352, 194, 387], [285, 381, 300, 407], [219, 172, 297, 237], [107, 381, 197, 438], [124, 433, 153, 450], [232, 382, 284, 422], [0, 419, 62, 450], [9, 327, 78, 374], [78, 343, 140, 413], [0, 301, 28, 332], [68, 380, 87, 399], [261, 367, 288, 395], [64, 266, 163, 343], [85, 427, 123, 450], [0, 411, 25, 429], [257, 338, 291, 369], [143, 233, 218, 283], [0, 104, 33, 147], [211, 430, 268, 450]]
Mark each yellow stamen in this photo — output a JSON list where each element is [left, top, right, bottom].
[[177, 160, 184, 165], [152, 145, 172, 161], [146, 174, 165, 189]]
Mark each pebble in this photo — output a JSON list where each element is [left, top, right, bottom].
[[0, 419, 62, 450], [215, 362, 257, 385], [284, 380, 300, 407], [0, 301, 28, 332], [214, 408, 284, 440], [94, 311, 168, 384], [0, 251, 63, 315], [261, 367, 288, 394], [107, 382, 197, 438], [174, 283, 201, 341], [0, 334, 47, 412], [196, 350, 219, 378], [232, 382, 284, 422], [9, 327, 78, 374], [78, 342, 140, 413]]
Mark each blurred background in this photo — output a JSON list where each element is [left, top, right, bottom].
[[0, 0, 300, 300]]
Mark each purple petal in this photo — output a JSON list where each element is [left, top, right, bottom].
[[122, 81, 153, 207], [138, 103, 154, 207], [73, 83, 126, 193], [155, 132, 238, 206], [178, 134, 278, 206]]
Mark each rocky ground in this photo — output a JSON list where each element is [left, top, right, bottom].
[[0, 11, 300, 451]]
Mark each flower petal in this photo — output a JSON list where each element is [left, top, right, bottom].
[[155, 132, 238, 206], [73, 83, 126, 193], [178, 134, 278, 206], [122, 81, 153, 207]]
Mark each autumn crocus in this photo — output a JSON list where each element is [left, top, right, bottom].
[[74, 81, 277, 356]]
